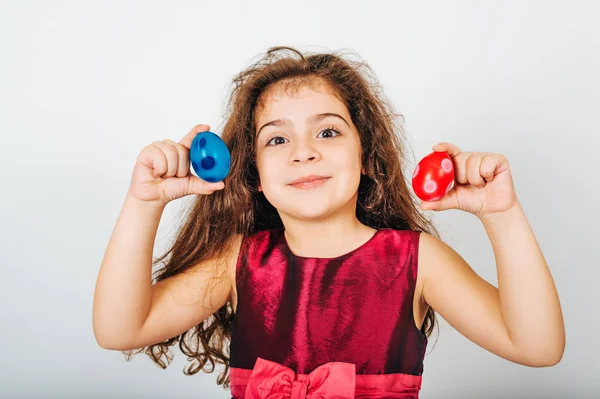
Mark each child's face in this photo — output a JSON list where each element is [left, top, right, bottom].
[[254, 81, 363, 221]]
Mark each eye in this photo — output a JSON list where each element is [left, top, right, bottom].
[[317, 127, 341, 138], [266, 136, 288, 146]]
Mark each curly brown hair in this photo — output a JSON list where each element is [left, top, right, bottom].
[[122, 46, 441, 390]]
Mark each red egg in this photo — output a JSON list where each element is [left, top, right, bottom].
[[412, 151, 455, 202]]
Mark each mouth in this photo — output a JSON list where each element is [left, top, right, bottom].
[[288, 175, 331, 189]]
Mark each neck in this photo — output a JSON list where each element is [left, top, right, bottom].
[[280, 213, 376, 258]]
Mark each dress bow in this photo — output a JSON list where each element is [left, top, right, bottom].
[[244, 357, 356, 399]]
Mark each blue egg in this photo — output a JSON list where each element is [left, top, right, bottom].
[[189, 131, 231, 183]]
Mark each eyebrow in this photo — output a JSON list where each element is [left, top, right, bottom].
[[256, 112, 350, 137]]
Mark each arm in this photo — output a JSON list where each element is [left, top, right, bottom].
[[419, 201, 565, 366], [92, 192, 240, 350]]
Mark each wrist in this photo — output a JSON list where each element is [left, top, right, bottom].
[[125, 190, 168, 213], [478, 201, 523, 225]]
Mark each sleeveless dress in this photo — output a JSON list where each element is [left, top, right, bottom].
[[229, 227, 427, 399]]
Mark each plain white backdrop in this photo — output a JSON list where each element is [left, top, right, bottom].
[[1, 0, 598, 397]]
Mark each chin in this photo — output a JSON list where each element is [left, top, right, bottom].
[[284, 205, 337, 221], [263, 194, 333, 221], [279, 194, 357, 222]]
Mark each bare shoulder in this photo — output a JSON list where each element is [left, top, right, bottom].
[[417, 230, 454, 269], [416, 230, 487, 300], [414, 232, 440, 301], [416, 231, 475, 305], [226, 233, 244, 314], [418, 229, 470, 271], [413, 231, 451, 327]]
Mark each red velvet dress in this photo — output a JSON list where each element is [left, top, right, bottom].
[[229, 228, 427, 398]]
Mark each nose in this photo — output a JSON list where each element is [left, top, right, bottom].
[[289, 140, 321, 164]]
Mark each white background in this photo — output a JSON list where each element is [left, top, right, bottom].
[[1, 0, 598, 397]]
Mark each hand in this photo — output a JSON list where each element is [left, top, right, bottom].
[[128, 124, 225, 206], [419, 143, 519, 218]]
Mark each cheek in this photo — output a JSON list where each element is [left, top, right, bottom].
[[255, 159, 280, 190], [338, 150, 363, 188], [326, 149, 360, 183], [255, 151, 270, 177], [337, 148, 362, 173], [256, 150, 287, 182]]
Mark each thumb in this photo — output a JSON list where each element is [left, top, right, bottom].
[[420, 193, 455, 212], [420, 200, 443, 212], [187, 175, 225, 195]]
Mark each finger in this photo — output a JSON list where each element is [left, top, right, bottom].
[[453, 152, 471, 185], [466, 154, 486, 188], [179, 124, 211, 149], [140, 144, 168, 178], [433, 142, 461, 157], [164, 139, 189, 178], [187, 175, 225, 195], [151, 141, 179, 178], [480, 154, 497, 182]]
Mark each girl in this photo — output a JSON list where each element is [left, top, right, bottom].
[[93, 46, 565, 398]]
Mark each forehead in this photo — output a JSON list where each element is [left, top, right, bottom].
[[255, 79, 348, 122]]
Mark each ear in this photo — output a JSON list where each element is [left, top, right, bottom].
[[258, 181, 262, 192], [361, 166, 366, 175]]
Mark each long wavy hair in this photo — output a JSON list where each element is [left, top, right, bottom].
[[123, 46, 442, 389]]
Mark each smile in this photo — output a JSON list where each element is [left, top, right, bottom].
[[288, 177, 331, 189]]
